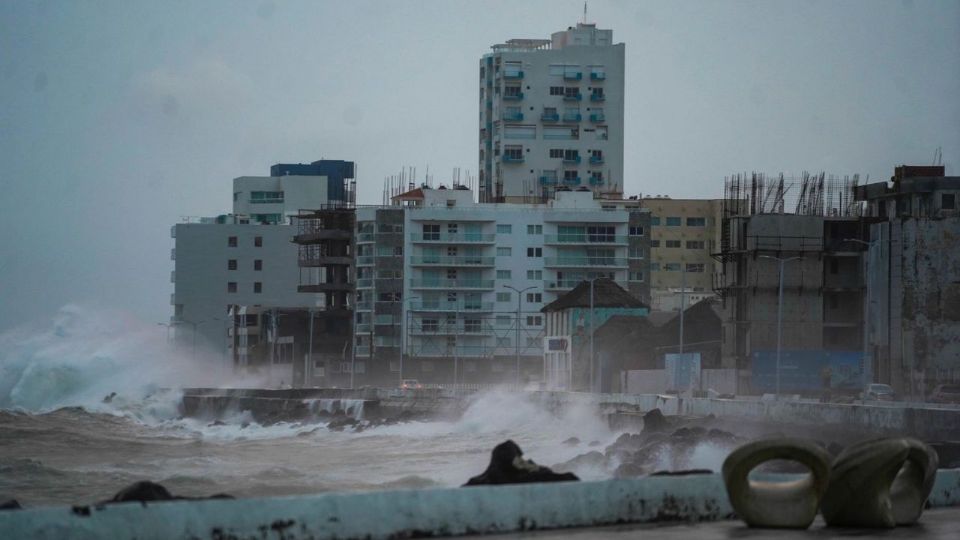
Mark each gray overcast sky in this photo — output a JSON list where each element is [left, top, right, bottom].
[[1, 0, 958, 331]]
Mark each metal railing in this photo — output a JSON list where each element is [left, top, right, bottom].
[[408, 301, 495, 312], [543, 234, 627, 244], [409, 279, 495, 289], [410, 233, 496, 243], [544, 257, 628, 267], [409, 256, 495, 267]]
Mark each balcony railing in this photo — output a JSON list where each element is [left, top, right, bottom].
[[503, 70, 524, 79], [410, 279, 495, 289], [589, 113, 605, 123], [544, 234, 627, 245], [563, 71, 582, 80], [357, 255, 375, 266], [409, 302, 495, 312], [503, 92, 524, 101], [355, 323, 372, 333], [589, 177, 604, 186], [546, 279, 628, 291], [544, 257, 628, 267], [562, 113, 582, 122], [410, 256, 495, 267], [562, 155, 581, 164], [590, 93, 605, 102], [540, 112, 559, 122], [562, 176, 581, 186], [356, 278, 373, 288], [503, 111, 524, 121], [590, 72, 606, 81], [409, 324, 493, 336], [539, 176, 558, 186], [589, 155, 604, 165], [410, 233, 496, 243], [562, 93, 583, 102], [357, 233, 375, 242], [355, 301, 373, 311], [502, 155, 524, 164]]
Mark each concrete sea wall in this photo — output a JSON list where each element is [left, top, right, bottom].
[[2, 471, 958, 539]]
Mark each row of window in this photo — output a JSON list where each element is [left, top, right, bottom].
[[249, 191, 284, 204], [650, 240, 706, 249], [650, 217, 707, 227], [227, 259, 263, 271], [650, 263, 707, 273], [226, 281, 263, 293], [228, 236, 263, 247]]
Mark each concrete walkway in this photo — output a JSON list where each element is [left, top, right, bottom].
[[479, 508, 960, 539]]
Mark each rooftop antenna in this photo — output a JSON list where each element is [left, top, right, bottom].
[[583, 2, 587, 23], [933, 146, 943, 166]]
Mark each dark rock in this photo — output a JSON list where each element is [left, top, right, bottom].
[[552, 451, 607, 472], [464, 440, 579, 486], [109, 481, 174, 503], [327, 417, 359, 432], [613, 460, 646, 478], [588, 440, 602, 447], [562, 437, 581, 446], [642, 408, 668, 433], [240, 422, 250, 429], [0, 499, 22, 510], [102, 392, 117, 404]]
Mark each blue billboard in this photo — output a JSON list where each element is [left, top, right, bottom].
[[751, 350, 863, 392]]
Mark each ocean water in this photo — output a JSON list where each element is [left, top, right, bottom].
[[0, 306, 733, 507]]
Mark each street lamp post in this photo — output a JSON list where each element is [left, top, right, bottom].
[[844, 237, 877, 398], [401, 296, 421, 388], [504, 285, 536, 389], [759, 255, 800, 400]]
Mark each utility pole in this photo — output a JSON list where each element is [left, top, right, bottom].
[[306, 308, 315, 389], [844, 237, 877, 399], [679, 264, 686, 354], [759, 255, 800, 400]]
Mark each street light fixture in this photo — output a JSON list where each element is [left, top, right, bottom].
[[758, 255, 801, 400], [503, 285, 536, 389]]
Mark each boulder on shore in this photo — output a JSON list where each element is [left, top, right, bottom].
[[0, 499, 23, 511], [102, 481, 233, 505], [464, 440, 579, 486]]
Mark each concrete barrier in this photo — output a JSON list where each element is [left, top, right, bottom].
[[2, 471, 958, 539]]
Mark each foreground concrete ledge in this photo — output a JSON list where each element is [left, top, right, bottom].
[[2, 470, 958, 540]]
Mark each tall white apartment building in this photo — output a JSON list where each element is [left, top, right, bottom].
[[170, 161, 354, 360], [479, 22, 625, 203], [353, 186, 649, 385]]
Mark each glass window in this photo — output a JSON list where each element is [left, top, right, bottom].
[[228, 236, 238, 247], [497, 247, 512, 256], [686, 240, 705, 250], [496, 315, 512, 326], [629, 271, 644, 282], [527, 270, 543, 280], [253, 282, 262, 293], [496, 292, 511, 302], [665, 240, 681, 248], [664, 263, 681, 272], [526, 316, 543, 326], [227, 282, 237, 293], [527, 224, 543, 234], [685, 263, 705, 273], [527, 247, 542, 257], [629, 247, 644, 259], [650, 262, 661, 272], [943, 193, 956, 210], [497, 270, 511, 279], [650, 240, 660, 248], [686, 217, 706, 226], [497, 224, 512, 234], [254, 259, 262, 271], [228, 259, 237, 270], [526, 292, 542, 303], [629, 226, 644, 236], [665, 217, 682, 226], [254, 236, 263, 247]]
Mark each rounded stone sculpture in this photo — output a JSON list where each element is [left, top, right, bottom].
[[722, 438, 832, 529], [820, 437, 938, 528]]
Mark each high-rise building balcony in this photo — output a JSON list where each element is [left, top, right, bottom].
[[503, 111, 524, 121], [589, 112, 605, 123], [590, 72, 606, 81], [562, 176, 582, 186], [544, 257, 628, 268], [409, 301, 495, 312], [410, 233, 496, 244], [589, 155, 604, 165], [562, 155, 581, 164], [562, 112, 582, 122], [589, 176, 604, 186], [563, 71, 582, 80], [409, 256, 495, 267], [356, 255, 375, 266], [409, 323, 493, 336], [503, 92, 524, 101], [502, 154, 524, 164], [590, 93, 605, 102], [409, 278, 495, 290], [503, 69, 524, 79], [541, 112, 560, 122], [357, 232, 375, 243], [546, 279, 628, 291], [562, 93, 583, 102], [544, 234, 627, 245], [356, 278, 374, 289]]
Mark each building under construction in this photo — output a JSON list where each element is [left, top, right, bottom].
[[714, 172, 879, 394]]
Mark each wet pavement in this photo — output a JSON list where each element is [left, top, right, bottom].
[[478, 507, 960, 539]]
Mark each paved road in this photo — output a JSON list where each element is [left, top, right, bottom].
[[472, 508, 960, 539]]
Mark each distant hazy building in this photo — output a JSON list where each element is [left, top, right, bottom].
[[479, 22, 625, 203], [643, 197, 723, 312], [170, 160, 355, 374]]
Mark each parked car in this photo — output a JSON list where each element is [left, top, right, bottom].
[[400, 379, 422, 390], [864, 383, 896, 401], [930, 384, 960, 404]]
